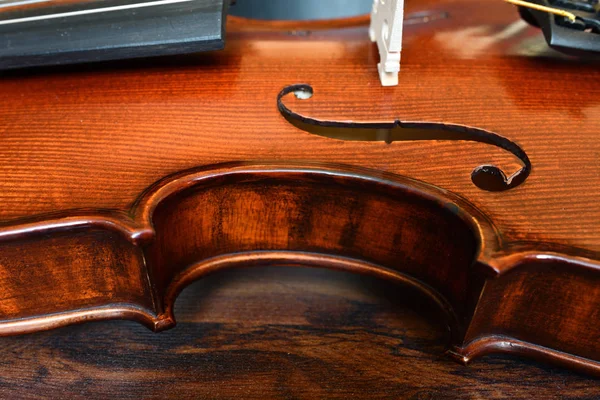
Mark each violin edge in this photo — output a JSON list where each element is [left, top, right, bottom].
[[0, 162, 597, 377]]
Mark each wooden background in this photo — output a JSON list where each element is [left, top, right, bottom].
[[0, 266, 597, 399]]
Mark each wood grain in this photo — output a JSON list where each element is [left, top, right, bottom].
[[0, 0, 598, 250], [0, 267, 597, 399], [0, 0, 599, 379]]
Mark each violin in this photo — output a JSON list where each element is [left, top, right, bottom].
[[0, 0, 599, 377]]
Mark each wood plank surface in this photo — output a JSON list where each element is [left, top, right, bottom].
[[0, 266, 596, 399]]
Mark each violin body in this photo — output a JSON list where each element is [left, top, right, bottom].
[[1, 0, 599, 376]]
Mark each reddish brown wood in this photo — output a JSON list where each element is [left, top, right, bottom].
[[0, 0, 599, 377]]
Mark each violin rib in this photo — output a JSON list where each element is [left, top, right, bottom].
[[0, 163, 599, 376]]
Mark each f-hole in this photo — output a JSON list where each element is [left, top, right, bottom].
[[278, 84, 531, 192]]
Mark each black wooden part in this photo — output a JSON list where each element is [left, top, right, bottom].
[[517, 0, 600, 56], [0, 0, 227, 70]]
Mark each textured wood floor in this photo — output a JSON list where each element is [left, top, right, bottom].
[[0, 266, 597, 399]]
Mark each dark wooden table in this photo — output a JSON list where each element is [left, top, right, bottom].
[[0, 266, 596, 399]]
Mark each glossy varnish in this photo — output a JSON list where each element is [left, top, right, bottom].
[[0, 0, 599, 376]]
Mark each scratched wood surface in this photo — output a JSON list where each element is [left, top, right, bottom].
[[0, 267, 596, 399]]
